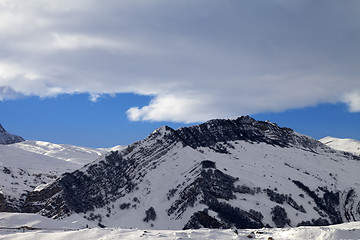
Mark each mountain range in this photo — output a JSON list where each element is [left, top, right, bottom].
[[1, 117, 360, 231]]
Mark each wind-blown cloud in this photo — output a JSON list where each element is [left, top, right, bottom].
[[344, 91, 360, 112], [0, 0, 359, 122]]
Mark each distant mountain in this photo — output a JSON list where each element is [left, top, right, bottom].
[[20, 116, 360, 230], [320, 136, 360, 156], [98, 144, 126, 153], [0, 123, 24, 145], [0, 140, 114, 212]]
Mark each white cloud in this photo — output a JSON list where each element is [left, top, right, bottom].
[[0, 0, 359, 122], [88, 93, 102, 103], [0, 62, 23, 79], [127, 94, 215, 123], [344, 91, 360, 112], [50, 33, 136, 52]]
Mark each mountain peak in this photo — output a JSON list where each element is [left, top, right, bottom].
[[0, 123, 24, 145], [320, 136, 360, 156], [173, 115, 320, 151], [14, 116, 360, 230]]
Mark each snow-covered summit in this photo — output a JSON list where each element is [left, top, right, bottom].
[[0, 123, 24, 145], [319, 136, 360, 156], [21, 116, 360, 230]]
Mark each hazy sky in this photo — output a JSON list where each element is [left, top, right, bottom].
[[0, 0, 359, 147]]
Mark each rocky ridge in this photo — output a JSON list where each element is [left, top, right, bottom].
[[0, 123, 24, 145], [3, 116, 360, 230]]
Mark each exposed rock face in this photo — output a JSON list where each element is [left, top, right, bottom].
[[18, 116, 360, 229], [175, 117, 323, 150], [0, 124, 24, 145], [0, 192, 18, 212], [271, 205, 291, 228], [183, 210, 224, 229]]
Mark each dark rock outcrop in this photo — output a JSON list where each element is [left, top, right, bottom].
[[292, 180, 342, 224], [183, 210, 224, 229], [143, 207, 157, 222], [271, 205, 291, 227], [0, 123, 24, 145]]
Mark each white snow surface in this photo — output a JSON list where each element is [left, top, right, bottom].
[[13, 141, 106, 165], [98, 144, 126, 153], [0, 213, 82, 229], [0, 212, 359, 240], [320, 136, 360, 156], [1, 140, 107, 171]]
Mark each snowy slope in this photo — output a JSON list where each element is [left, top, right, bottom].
[[0, 140, 121, 211], [0, 212, 359, 240], [0, 212, 83, 230], [320, 136, 360, 156], [13, 141, 107, 165], [22, 116, 360, 230], [98, 145, 126, 153]]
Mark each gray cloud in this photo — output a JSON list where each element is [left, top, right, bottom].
[[0, 0, 359, 121]]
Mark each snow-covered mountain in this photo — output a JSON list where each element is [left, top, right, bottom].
[[0, 139, 122, 212], [320, 136, 360, 156], [0, 124, 24, 145], [20, 116, 360, 230]]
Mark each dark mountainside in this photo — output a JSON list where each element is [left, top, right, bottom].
[[2, 116, 360, 229], [0, 123, 24, 145], [0, 123, 25, 211]]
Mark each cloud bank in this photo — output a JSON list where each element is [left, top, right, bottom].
[[0, 0, 359, 122]]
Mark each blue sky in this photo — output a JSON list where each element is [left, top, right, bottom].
[[0, 94, 188, 147], [1, 94, 359, 148], [0, 1, 359, 147]]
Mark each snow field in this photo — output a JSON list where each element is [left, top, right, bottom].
[[1, 222, 360, 240]]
